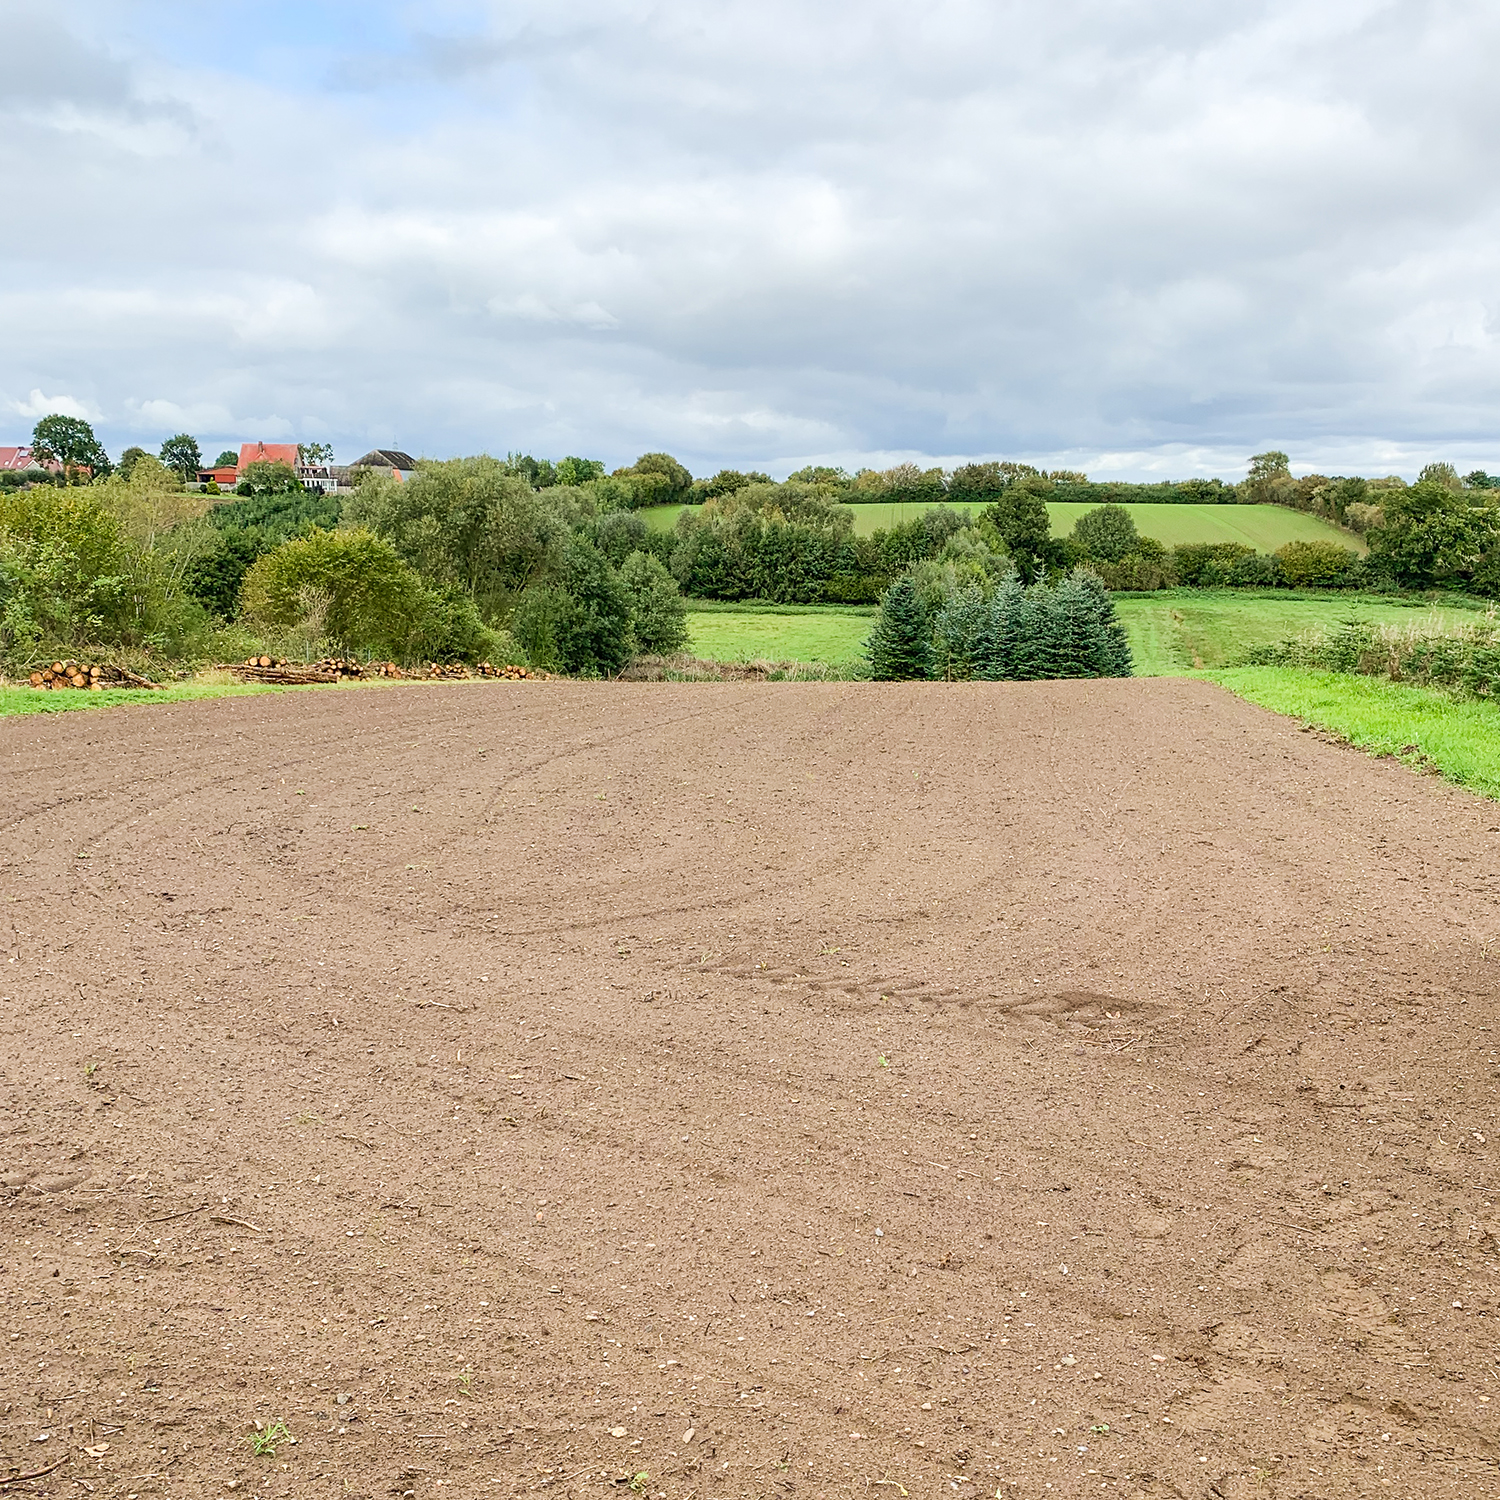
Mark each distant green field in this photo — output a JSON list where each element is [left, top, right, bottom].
[[1211, 667, 1500, 801], [1114, 592, 1479, 676], [1047, 502, 1366, 554], [639, 501, 1363, 552]]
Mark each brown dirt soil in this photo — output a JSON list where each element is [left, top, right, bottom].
[[3, 678, 1499, 1500]]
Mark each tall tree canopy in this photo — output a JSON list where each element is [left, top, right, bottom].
[[31, 415, 111, 477]]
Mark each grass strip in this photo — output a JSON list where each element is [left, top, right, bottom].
[[1210, 666, 1500, 801], [0, 681, 282, 716]]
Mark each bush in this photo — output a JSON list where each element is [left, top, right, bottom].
[[235, 460, 302, 498], [0, 484, 131, 658], [1092, 553, 1173, 590], [1072, 504, 1139, 562], [1247, 617, 1500, 698], [612, 452, 694, 509], [511, 539, 635, 676], [344, 456, 569, 620], [239, 529, 425, 654], [1275, 540, 1358, 587], [406, 588, 511, 663], [1171, 542, 1257, 586], [619, 550, 688, 654]]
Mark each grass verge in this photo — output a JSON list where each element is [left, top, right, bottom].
[[1210, 666, 1500, 800], [0, 680, 284, 716]]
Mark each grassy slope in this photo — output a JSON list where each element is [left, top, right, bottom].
[[1211, 667, 1500, 801], [1115, 592, 1480, 676], [640, 501, 1362, 550]]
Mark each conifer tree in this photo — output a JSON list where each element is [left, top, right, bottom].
[[932, 583, 990, 679], [1071, 568, 1134, 677], [976, 576, 1024, 679], [867, 572, 932, 680], [1050, 575, 1101, 677]]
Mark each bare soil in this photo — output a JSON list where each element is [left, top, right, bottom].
[[3, 679, 1498, 1500]]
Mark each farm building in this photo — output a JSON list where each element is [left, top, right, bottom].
[[238, 441, 300, 472], [351, 449, 417, 482]]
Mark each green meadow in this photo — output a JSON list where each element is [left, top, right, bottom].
[[685, 601, 875, 664], [1111, 592, 1479, 676]]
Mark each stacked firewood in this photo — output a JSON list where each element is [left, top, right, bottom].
[[27, 660, 161, 691], [226, 660, 339, 685], [476, 662, 549, 680]]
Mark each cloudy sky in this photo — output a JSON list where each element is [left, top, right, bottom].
[[4, 0, 1500, 479]]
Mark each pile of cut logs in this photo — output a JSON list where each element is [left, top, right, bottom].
[[476, 662, 549, 680], [27, 660, 161, 691]]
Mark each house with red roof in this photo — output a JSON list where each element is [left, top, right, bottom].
[[0, 447, 46, 472], [238, 442, 300, 472]]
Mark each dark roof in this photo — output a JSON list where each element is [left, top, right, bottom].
[[353, 449, 416, 470]]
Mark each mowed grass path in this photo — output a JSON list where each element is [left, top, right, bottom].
[[641, 501, 1362, 551]]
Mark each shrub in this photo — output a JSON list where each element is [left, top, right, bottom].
[[1092, 553, 1172, 590], [512, 539, 635, 676], [1171, 542, 1257, 586], [612, 452, 694, 509], [1226, 552, 1284, 587], [1072, 504, 1139, 563], [344, 456, 569, 619], [1275, 539, 1358, 587], [619, 550, 688, 654], [239, 529, 426, 654], [405, 588, 510, 663], [0, 484, 131, 656], [235, 460, 302, 498]]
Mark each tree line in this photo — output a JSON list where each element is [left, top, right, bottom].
[[4, 422, 1499, 676]]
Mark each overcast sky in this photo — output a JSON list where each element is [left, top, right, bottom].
[[4, 0, 1500, 480]]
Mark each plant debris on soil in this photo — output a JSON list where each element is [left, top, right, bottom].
[[2, 678, 1497, 1498], [224, 658, 551, 685]]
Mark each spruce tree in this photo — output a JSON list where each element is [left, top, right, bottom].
[[867, 572, 932, 680], [1009, 587, 1058, 679], [1071, 567, 1134, 677], [1049, 575, 1100, 677], [932, 583, 990, 679], [977, 576, 1024, 679]]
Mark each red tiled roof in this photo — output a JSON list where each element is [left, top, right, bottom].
[[238, 442, 299, 471], [0, 446, 36, 471]]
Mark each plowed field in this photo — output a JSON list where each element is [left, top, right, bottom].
[[3, 680, 1498, 1500]]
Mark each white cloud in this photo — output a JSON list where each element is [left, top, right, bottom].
[[7, 388, 100, 421], [5, 0, 1500, 477]]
